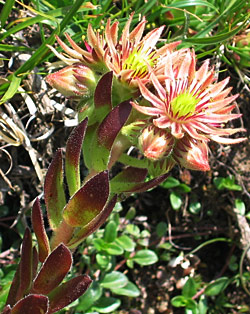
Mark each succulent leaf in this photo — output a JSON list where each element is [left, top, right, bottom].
[[48, 275, 92, 314], [1, 305, 11, 314], [98, 100, 132, 150], [63, 171, 109, 227], [32, 198, 51, 262], [94, 71, 113, 108], [16, 228, 33, 300], [110, 167, 148, 193], [10, 295, 49, 314], [90, 100, 132, 172], [65, 118, 88, 195], [67, 195, 117, 248], [44, 149, 66, 230], [32, 244, 72, 295]]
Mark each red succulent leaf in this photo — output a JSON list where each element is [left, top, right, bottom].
[[16, 228, 33, 300], [44, 149, 66, 230], [65, 118, 88, 195], [11, 295, 49, 314], [67, 195, 117, 248], [32, 247, 39, 280], [110, 167, 148, 193], [48, 275, 92, 313], [127, 173, 169, 193], [113, 167, 148, 182], [1, 305, 11, 314], [98, 100, 132, 150], [63, 171, 109, 227], [32, 198, 50, 262], [94, 71, 113, 108], [5, 263, 20, 307], [32, 244, 72, 295]]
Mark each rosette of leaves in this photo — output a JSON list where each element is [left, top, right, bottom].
[[2, 229, 91, 314]]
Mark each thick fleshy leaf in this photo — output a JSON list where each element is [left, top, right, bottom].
[[98, 100, 132, 150], [5, 264, 20, 307], [110, 167, 148, 193], [11, 294, 49, 314], [32, 198, 50, 262], [16, 228, 33, 300], [44, 149, 66, 230], [63, 171, 109, 227], [65, 118, 88, 195], [48, 275, 92, 313], [129, 173, 169, 193], [32, 247, 39, 280], [1, 305, 11, 314], [82, 123, 97, 171], [67, 195, 117, 248], [94, 71, 112, 108], [91, 101, 132, 172], [32, 244, 72, 295]]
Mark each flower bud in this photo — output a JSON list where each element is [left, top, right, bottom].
[[138, 126, 174, 161], [46, 63, 96, 98], [173, 137, 210, 171]]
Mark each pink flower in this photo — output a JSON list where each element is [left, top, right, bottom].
[[48, 14, 180, 88], [130, 49, 246, 172]]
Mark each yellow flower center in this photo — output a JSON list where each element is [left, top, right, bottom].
[[170, 92, 198, 117], [122, 48, 157, 78]]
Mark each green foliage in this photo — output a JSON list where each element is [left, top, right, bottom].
[[72, 204, 160, 313], [213, 175, 242, 191]]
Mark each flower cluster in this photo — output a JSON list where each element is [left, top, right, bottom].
[[47, 14, 246, 174], [130, 49, 246, 173]]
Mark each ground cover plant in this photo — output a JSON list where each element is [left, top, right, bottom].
[[0, 0, 250, 313]]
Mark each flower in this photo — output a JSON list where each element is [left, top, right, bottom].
[[130, 49, 246, 172], [46, 63, 96, 98], [48, 14, 180, 88]]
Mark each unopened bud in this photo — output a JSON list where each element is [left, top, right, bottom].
[[138, 126, 174, 161], [46, 63, 96, 98], [173, 137, 210, 171]]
